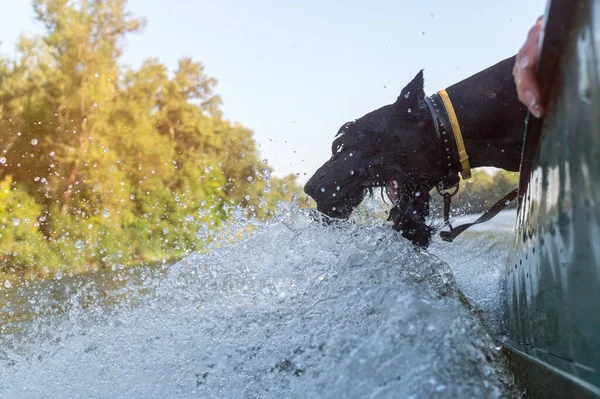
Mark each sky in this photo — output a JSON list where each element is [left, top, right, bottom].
[[0, 0, 547, 182]]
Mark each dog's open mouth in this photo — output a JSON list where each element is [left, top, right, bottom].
[[385, 180, 399, 204]]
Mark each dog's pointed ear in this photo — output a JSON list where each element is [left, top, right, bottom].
[[394, 70, 426, 116]]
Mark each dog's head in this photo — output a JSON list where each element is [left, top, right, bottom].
[[304, 71, 445, 247]]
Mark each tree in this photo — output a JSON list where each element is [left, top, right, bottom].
[[0, 0, 302, 280], [430, 169, 519, 216]]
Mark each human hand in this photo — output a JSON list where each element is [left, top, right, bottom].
[[513, 16, 544, 118]]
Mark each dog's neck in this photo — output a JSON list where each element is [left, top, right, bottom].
[[444, 56, 527, 172]]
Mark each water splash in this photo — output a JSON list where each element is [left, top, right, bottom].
[[430, 209, 517, 336], [0, 202, 516, 398]]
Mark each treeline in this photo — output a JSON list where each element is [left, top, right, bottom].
[[430, 169, 519, 215], [0, 0, 298, 280], [353, 169, 519, 223]]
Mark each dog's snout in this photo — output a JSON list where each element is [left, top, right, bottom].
[[304, 177, 318, 199], [304, 170, 326, 198]]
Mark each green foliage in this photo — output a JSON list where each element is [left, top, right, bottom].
[[0, 177, 63, 278], [430, 169, 519, 215], [0, 0, 301, 281]]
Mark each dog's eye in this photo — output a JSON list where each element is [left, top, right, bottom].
[[331, 136, 346, 155], [331, 143, 344, 157]]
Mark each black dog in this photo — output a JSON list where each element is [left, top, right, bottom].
[[304, 56, 527, 247]]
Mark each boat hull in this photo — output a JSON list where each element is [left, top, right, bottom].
[[504, 1, 600, 397]]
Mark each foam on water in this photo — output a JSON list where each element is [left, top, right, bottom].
[[0, 202, 516, 398], [430, 209, 517, 337]]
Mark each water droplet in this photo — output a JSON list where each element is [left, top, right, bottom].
[[55, 271, 63, 280], [104, 148, 109, 153], [350, 170, 355, 175], [12, 218, 20, 226], [93, 102, 98, 107], [94, 73, 99, 78], [336, 186, 341, 191], [320, 187, 325, 192], [0, 157, 6, 165], [4, 280, 11, 288], [505, 200, 511, 205], [103, 210, 110, 218], [184, 215, 194, 222], [130, 195, 135, 200], [50, 151, 55, 157], [39, 215, 47, 222], [408, 108, 412, 113], [404, 92, 410, 99], [31, 138, 38, 146], [163, 228, 169, 234]]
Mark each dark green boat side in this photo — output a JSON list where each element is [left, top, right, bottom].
[[503, 1, 600, 397]]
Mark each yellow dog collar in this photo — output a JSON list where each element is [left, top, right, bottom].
[[437, 90, 471, 180]]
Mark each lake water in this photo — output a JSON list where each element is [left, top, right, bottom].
[[0, 202, 519, 398]]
